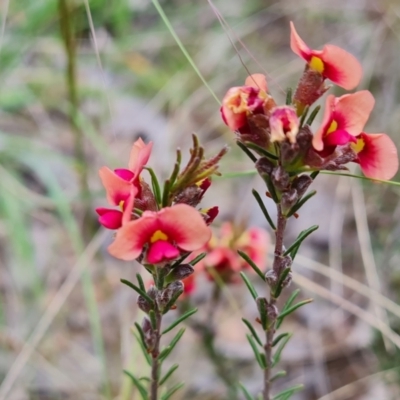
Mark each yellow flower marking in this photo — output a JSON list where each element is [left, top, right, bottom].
[[150, 230, 168, 243], [309, 56, 324, 74], [119, 200, 125, 211], [351, 138, 365, 154], [326, 120, 338, 135]]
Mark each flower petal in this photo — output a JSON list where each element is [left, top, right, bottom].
[[290, 22, 311, 60], [115, 168, 135, 181], [335, 91, 374, 135], [107, 212, 158, 261], [99, 166, 133, 206], [323, 129, 357, 147], [147, 240, 180, 264], [96, 208, 123, 230], [158, 204, 211, 251], [313, 95, 335, 151], [128, 138, 153, 175], [357, 133, 399, 180], [320, 44, 362, 90], [245, 74, 268, 92]]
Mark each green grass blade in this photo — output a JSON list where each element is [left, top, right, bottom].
[[151, 0, 220, 105]]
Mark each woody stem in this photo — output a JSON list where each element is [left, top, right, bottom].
[[150, 309, 162, 400], [263, 204, 286, 400]]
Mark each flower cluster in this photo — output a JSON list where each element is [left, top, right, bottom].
[[220, 22, 398, 181], [96, 136, 227, 267]]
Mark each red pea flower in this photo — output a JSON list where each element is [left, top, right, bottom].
[[220, 74, 269, 131], [96, 138, 152, 229], [313, 91, 375, 155], [290, 22, 362, 90], [351, 133, 398, 180], [108, 204, 211, 263]]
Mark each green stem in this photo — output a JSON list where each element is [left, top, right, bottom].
[[58, 0, 91, 238]]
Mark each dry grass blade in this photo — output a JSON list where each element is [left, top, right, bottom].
[[293, 273, 400, 349], [294, 254, 400, 321], [0, 229, 108, 400], [351, 181, 393, 352]]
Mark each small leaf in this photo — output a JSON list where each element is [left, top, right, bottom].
[[286, 190, 317, 217], [277, 299, 313, 321], [299, 105, 310, 128], [168, 149, 182, 188], [242, 318, 262, 346], [257, 297, 269, 330], [161, 382, 184, 400], [136, 273, 146, 292], [159, 364, 179, 386], [149, 310, 157, 330], [245, 142, 278, 160], [238, 249, 266, 281], [251, 189, 276, 230], [272, 333, 290, 347], [272, 333, 292, 368], [272, 384, 304, 400], [273, 267, 291, 298], [159, 328, 186, 362], [284, 225, 319, 257], [120, 279, 154, 305], [133, 333, 151, 366], [162, 179, 171, 207], [240, 272, 258, 300], [144, 167, 162, 207], [305, 105, 321, 126], [246, 334, 265, 369], [271, 370, 287, 382], [190, 252, 206, 266], [123, 370, 148, 400], [237, 141, 257, 162], [276, 289, 300, 329], [285, 87, 292, 106], [162, 308, 197, 334], [310, 171, 319, 180], [238, 382, 255, 400]]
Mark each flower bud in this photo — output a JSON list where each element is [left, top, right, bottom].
[[173, 185, 204, 207], [265, 269, 278, 287], [267, 304, 278, 320], [282, 271, 293, 289], [142, 317, 156, 351], [271, 166, 290, 191], [292, 175, 312, 198], [281, 189, 298, 215], [166, 264, 194, 283], [137, 295, 153, 314], [255, 157, 275, 176], [156, 281, 184, 312], [269, 106, 299, 144], [293, 66, 329, 112]]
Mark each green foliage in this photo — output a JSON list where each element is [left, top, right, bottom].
[[162, 309, 197, 334]]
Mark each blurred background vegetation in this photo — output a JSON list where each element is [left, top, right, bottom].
[[1, 0, 400, 399]]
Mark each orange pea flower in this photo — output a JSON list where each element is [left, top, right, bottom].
[[290, 21, 362, 90], [96, 138, 152, 229], [220, 74, 270, 131], [313, 91, 374, 155], [200, 222, 269, 283], [108, 204, 211, 263], [351, 133, 398, 180]]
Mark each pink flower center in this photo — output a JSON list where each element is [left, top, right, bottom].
[[115, 168, 135, 181]]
